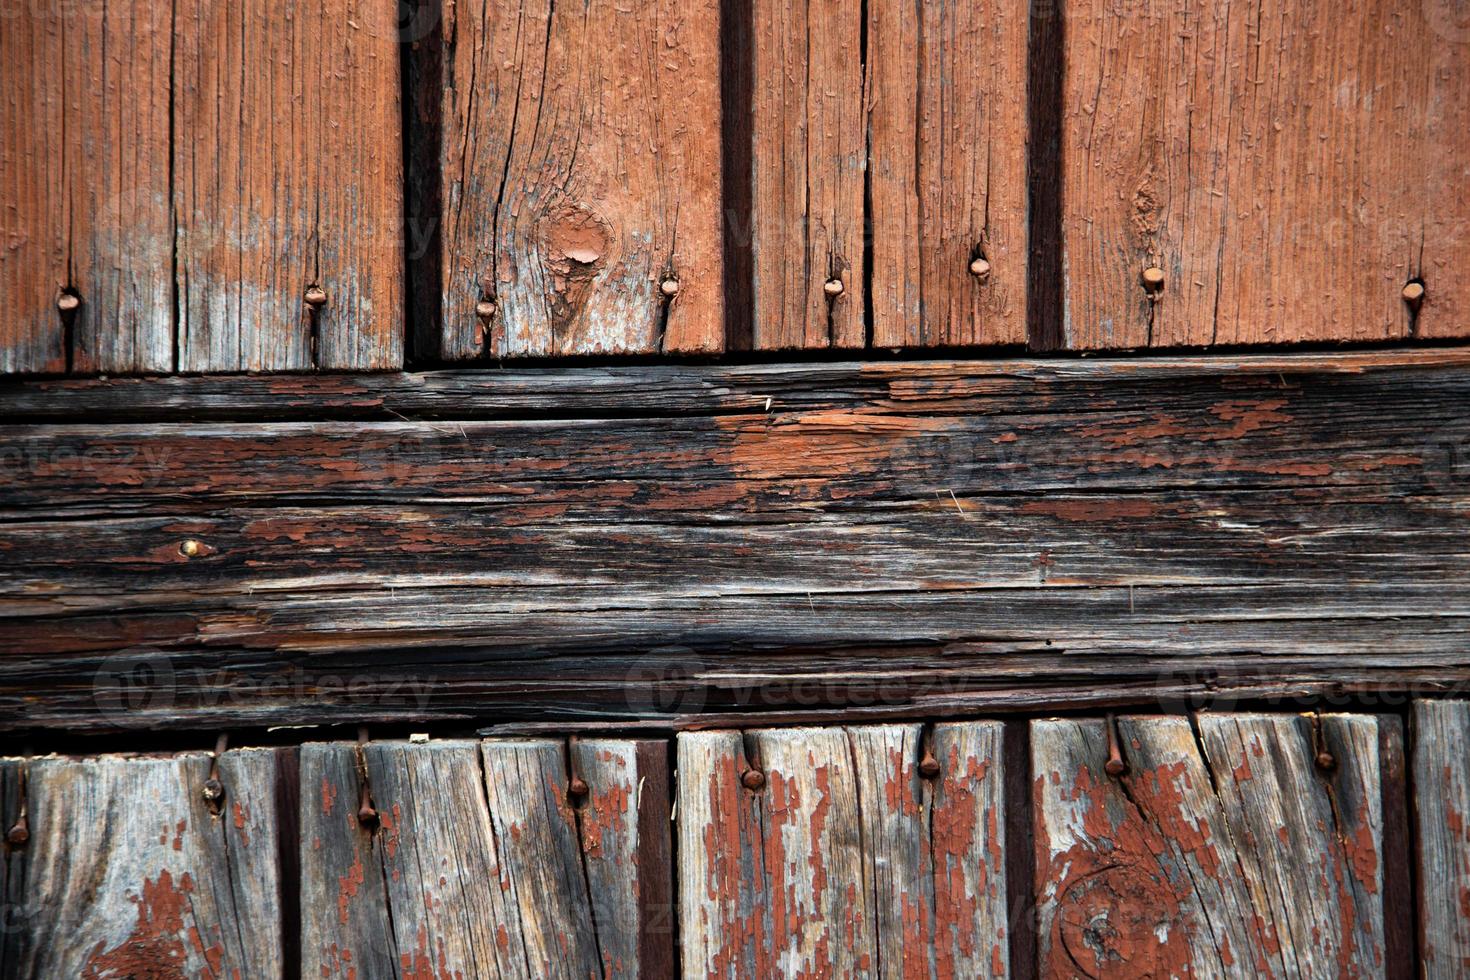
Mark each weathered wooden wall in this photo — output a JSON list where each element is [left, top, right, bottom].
[[5, 0, 1469, 372], [1, 350, 1467, 732], [2, 707, 1456, 976]]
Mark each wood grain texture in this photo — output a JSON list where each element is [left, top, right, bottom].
[[438, 0, 723, 358], [867, 0, 1029, 348], [0, 749, 288, 978], [1059, 0, 1470, 348], [1, 353, 1469, 730], [748, 0, 866, 349], [1412, 699, 1470, 977], [1033, 714, 1395, 977], [0, 0, 173, 374], [678, 724, 1007, 978], [173, 0, 403, 372]]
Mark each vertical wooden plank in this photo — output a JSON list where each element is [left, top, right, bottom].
[[1033, 714, 1391, 977], [867, 0, 1029, 349], [0, 4, 67, 374], [0, 751, 285, 978], [1060, 0, 1470, 348], [571, 738, 675, 978], [299, 742, 396, 978], [0, 1, 173, 374], [368, 740, 528, 977], [479, 738, 603, 977], [0, 758, 28, 976], [1413, 700, 1470, 977], [678, 725, 1008, 978], [173, 0, 403, 372], [439, 0, 723, 359], [749, 0, 866, 349]]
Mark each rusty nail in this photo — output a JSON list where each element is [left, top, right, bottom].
[[1141, 266, 1166, 294], [179, 539, 204, 559], [6, 768, 28, 848], [355, 726, 379, 828], [565, 736, 590, 804], [740, 768, 766, 790], [202, 732, 228, 813], [919, 747, 941, 780], [567, 776, 589, 801], [475, 298, 497, 321], [660, 277, 681, 298], [1104, 714, 1127, 777], [1403, 280, 1426, 307], [304, 285, 328, 308], [1315, 750, 1337, 771], [823, 278, 844, 298], [1311, 711, 1336, 771], [969, 257, 992, 279], [56, 291, 81, 314]]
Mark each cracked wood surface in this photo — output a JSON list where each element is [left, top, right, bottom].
[[1032, 713, 1402, 978], [0, 748, 291, 978], [300, 738, 667, 979], [1057, 0, 1470, 349], [435, 0, 723, 359], [746, 0, 1027, 350], [0, 352, 1467, 731], [1412, 699, 1470, 978], [676, 724, 1008, 978], [0, 0, 173, 374], [0, 0, 403, 375]]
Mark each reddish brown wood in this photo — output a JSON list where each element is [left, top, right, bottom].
[[437, 0, 723, 358], [1058, 0, 1470, 348]]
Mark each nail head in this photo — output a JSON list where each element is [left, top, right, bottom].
[[568, 776, 589, 799], [660, 278, 681, 298], [475, 299, 497, 320], [969, 257, 992, 279], [1104, 758, 1127, 777], [741, 768, 766, 790], [1141, 267, 1166, 291], [823, 278, 844, 297], [5, 821, 27, 847], [201, 778, 225, 804], [1315, 751, 1336, 772], [56, 292, 81, 313], [304, 286, 328, 307], [1403, 281, 1426, 304], [180, 539, 204, 559], [918, 755, 941, 779], [357, 804, 380, 828]]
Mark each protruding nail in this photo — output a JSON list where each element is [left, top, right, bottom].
[[5, 813, 27, 847], [202, 777, 225, 807], [304, 285, 328, 308], [1104, 714, 1127, 777], [1315, 751, 1337, 771], [1403, 280, 1426, 307], [741, 768, 766, 790], [919, 747, 941, 780], [1141, 266, 1166, 293], [823, 278, 844, 298], [56, 291, 81, 314], [567, 776, 589, 801], [660, 277, 681, 298], [969, 257, 992, 279], [355, 726, 379, 828], [179, 539, 204, 559], [475, 299, 497, 320]]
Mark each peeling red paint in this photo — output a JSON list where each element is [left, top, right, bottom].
[[82, 869, 219, 980]]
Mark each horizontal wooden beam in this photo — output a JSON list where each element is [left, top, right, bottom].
[[2, 350, 1468, 732]]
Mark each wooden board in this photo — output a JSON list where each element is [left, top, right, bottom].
[[172, 0, 403, 371], [867, 0, 1029, 348], [0, 749, 289, 977], [300, 738, 667, 978], [0, 0, 173, 374], [677, 723, 1007, 977], [1033, 714, 1399, 977], [1413, 700, 1470, 976], [0, 351, 1467, 730], [1058, 0, 1470, 348], [435, 0, 723, 359]]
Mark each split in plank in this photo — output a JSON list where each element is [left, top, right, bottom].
[[1033, 713, 1404, 977], [677, 723, 1009, 977], [434, 0, 723, 358], [300, 737, 670, 978]]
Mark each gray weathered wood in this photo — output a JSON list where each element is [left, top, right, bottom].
[[678, 724, 1007, 978], [1, 351, 1468, 731], [1033, 714, 1393, 977], [1413, 699, 1470, 977], [0, 750, 287, 978]]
